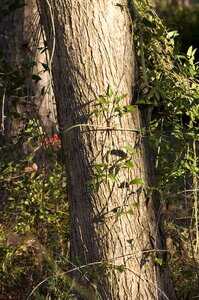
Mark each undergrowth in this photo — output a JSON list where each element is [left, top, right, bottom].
[[0, 120, 71, 299]]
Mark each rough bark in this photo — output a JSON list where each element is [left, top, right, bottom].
[[38, 0, 175, 299], [0, 0, 56, 141]]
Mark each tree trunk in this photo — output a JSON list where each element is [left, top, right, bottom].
[[38, 1, 175, 299], [0, 0, 56, 141]]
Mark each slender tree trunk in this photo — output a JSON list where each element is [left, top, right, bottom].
[[0, 0, 56, 141], [22, 0, 56, 133], [39, 1, 175, 299]]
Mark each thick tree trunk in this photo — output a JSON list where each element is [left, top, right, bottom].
[[39, 1, 175, 299]]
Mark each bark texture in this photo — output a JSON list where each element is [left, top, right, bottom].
[[38, 0, 175, 299], [0, 0, 56, 140]]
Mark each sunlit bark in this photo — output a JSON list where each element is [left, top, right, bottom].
[[39, 1, 175, 299]]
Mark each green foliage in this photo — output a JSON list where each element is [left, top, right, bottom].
[[133, 0, 199, 187], [93, 87, 137, 117], [158, 5, 199, 61], [132, 0, 199, 298], [166, 223, 199, 299], [0, 120, 71, 299], [90, 145, 141, 195], [0, 7, 72, 295]]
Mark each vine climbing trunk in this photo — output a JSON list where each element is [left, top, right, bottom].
[[38, 0, 175, 299]]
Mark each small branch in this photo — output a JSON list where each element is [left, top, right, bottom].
[[1, 82, 8, 135], [192, 139, 199, 254], [56, 123, 140, 134], [45, 0, 56, 123]]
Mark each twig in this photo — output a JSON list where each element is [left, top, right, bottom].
[[56, 123, 140, 134], [44, 0, 56, 123], [1, 82, 7, 135]]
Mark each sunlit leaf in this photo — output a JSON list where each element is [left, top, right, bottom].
[[115, 94, 127, 103], [123, 146, 136, 154], [124, 160, 134, 168], [107, 84, 114, 97], [130, 178, 144, 185]]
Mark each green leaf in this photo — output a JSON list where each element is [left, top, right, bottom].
[[187, 46, 193, 58], [130, 178, 144, 185], [116, 265, 124, 273], [108, 173, 117, 182], [115, 94, 127, 103], [115, 106, 124, 114], [142, 17, 156, 28], [104, 151, 110, 163], [123, 105, 137, 112], [166, 30, 179, 39], [94, 165, 103, 175], [127, 209, 134, 216], [123, 146, 136, 154], [97, 97, 109, 105], [107, 84, 114, 97], [154, 257, 163, 266], [124, 160, 134, 168], [136, 99, 153, 105]]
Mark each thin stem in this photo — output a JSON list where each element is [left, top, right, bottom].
[[1, 82, 7, 135], [56, 123, 140, 134], [193, 139, 199, 254], [45, 0, 56, 123]]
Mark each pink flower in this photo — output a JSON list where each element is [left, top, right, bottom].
[[44, 134, 61, 150]]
